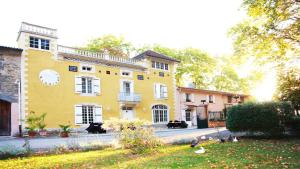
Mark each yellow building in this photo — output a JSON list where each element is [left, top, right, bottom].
[[17, 22, 179, 130]]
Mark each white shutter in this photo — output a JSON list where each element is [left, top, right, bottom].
[[93, 78, 100, 95], [75, 76, 82, 93], [163, 85, 168, 98], [94, 106, 102, 123], [154, 84, 161, 98], [74, 105, 83, 124], [206, 95, 209, 103], [213, 95, 216, 103]]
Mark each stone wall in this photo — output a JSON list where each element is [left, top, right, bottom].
[[0, 47, 22, 103]]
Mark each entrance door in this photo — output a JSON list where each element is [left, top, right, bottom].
[[196, 106, 208, 129], [0, 100, 11, 136], [122, 107, 134, 120]]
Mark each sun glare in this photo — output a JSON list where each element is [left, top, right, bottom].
[[251, 70, 277, 101]]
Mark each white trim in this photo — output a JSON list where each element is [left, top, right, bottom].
[[154, 83, 168, 99], [80, 64, 95, 73], [120, 69, 133, 78], [150, 103, 170, 124], [120, 79, 134, 93]]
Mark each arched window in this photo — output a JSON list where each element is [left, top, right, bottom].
[[152, 104, 168, 123]]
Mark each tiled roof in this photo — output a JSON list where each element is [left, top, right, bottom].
[[133, 50, 180, 63], [0, 46, 23, 52], [177, 86, 249, 97]]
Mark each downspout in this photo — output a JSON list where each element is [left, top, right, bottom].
[[18, 79, 22, 137]]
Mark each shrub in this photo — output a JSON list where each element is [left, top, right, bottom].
[[226, 101, 294, 136], [286, 116, 300, 134], [103, 118, 162, 154]]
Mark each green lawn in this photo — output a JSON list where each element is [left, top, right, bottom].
[[1, 139, 300, 169]]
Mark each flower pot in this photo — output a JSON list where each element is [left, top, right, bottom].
[[60, 132, 69, 138], [28, 131, 37, 137], [39, 130, 48, 137]]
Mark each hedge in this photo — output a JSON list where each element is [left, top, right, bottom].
[[226, 102, 294, 135]]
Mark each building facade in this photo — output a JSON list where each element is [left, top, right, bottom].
[[0, 46, 22, 136], [17, 22, 179, 131], [176, 87, 249, 128]]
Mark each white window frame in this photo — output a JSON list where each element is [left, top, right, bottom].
[[120, 70, 133, 78], [152, 104, 169, 124], [151, 60, 170, 71], [74, 104, 102, 125], [207, 95, 215, 103], [80, 64, 95, 73], [154, 83, 168, 99], [120, 79, 134, 94], [29, 36, 50, 50], [75, 75, 101, 96]]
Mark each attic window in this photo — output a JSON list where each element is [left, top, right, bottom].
[[80, 65, 95, 73], [120, 70, 132, 77], [152, 61, 169, 71], [106, 71, 110, 74], [30, 36, 50, 50]]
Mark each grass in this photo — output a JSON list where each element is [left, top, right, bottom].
[[0, 139, 299, 169]]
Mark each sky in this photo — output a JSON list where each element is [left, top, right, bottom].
[[0, 0, 276, 101], [0, 0, 246, 56]]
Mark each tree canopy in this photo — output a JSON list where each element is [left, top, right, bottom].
[[84, 34, 133, 58], [229, 0, 300, 63], [274, 67, 300, 115]]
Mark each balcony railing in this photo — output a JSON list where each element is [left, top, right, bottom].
[[118, 92, 141, 103], [57, 45, 141, 66], [19, 22, 57, 38]]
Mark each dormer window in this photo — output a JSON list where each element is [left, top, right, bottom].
[[29, 36, 50, 50]]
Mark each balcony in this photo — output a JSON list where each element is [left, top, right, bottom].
[[57, 45, 146, 70], [19, 22, 57, 38], [118, 92, 141, 104]]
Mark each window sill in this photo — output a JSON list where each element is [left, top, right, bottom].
[[29, 47, 51, 52]]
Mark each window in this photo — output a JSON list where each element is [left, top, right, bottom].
[[75, 105, 102, 124], [228, 96, 232, 103], [137, 75, 144, 80], [106, 71, 110, 74], [156, 62, 160, 69], [82, 105, 94, 124], [208, 95, 214, 103], [69, 66, 78, 72], [159, 72, 164, 77], [30, 37, 39, 48], [185, 93, 192, 102], [209, 111, 225, 121], [75, 76, 100, 95], [80, 65, 94, 73], [40, 39, 50, 50], [165, 64, 169, 70], [29, 36, 50, 50], [152, 104, 168, 123], [185, 109, 191, 121], [154, 84, 168, 99], [120, 70, 132, 77], [152, 61, 169, 71]]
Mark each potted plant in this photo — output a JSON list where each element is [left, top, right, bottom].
[[25, 111, 39, 137], [37, 113, 47, 136], [59, 124, 71, 137], [26, 126, 37, 137]]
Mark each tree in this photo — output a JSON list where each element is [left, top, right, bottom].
[[229, 0, 300, 63], [138, 45, 217, 89], [84, 34, 133, 58], [274, 67, 300, 115]]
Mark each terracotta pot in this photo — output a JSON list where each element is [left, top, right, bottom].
[[39, 130, 48, 137], [28, 131, 37, 137], [60, 132, 69, 138]]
